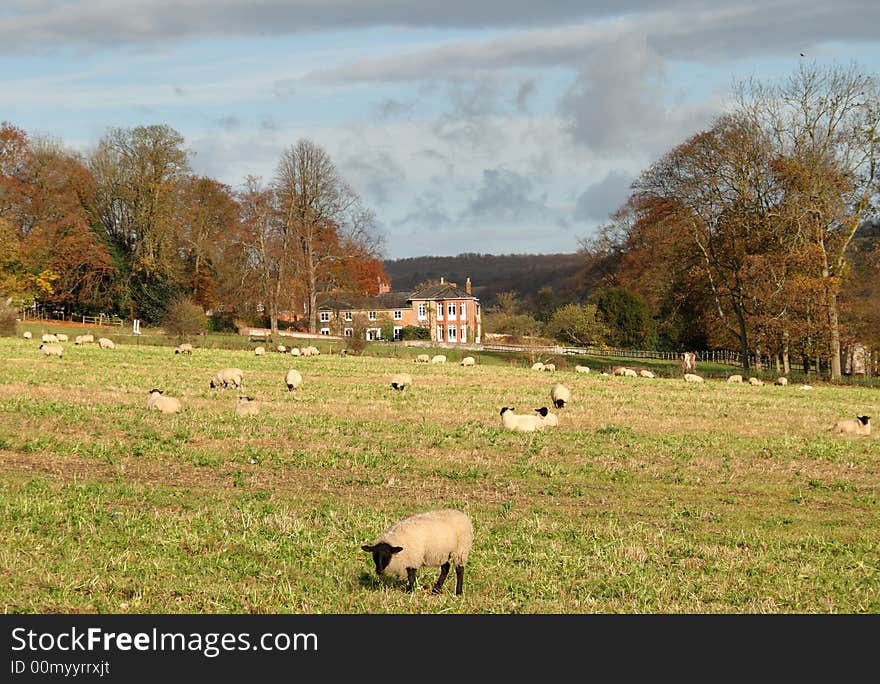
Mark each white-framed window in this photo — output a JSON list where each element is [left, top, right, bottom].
[[437, 303, 443, 320], [344, 328, 353, 337], [344, 311, 352, 321], [320, 311, 330, 322], [368, 311, 376, 321], [460, 325, 467, 344], [417, 303, 427, 320], [320, 328, 330, 335], [367, 328, 381, 341], [447, 325, 457, 341], [447, 302, 456, 319], [437, 326, 444, 341], [460, 302, 466, 318], [393, 326, 402, 340], [393, 310, 402, 320]]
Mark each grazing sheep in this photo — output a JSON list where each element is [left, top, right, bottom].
[[98, 337, 115, 350], [39, 343, 63, 357], [290, 347, 301, 357], [55, 333, 68, 342], [638, 369, 656, 378], [430, 354, 447, 364], [284, 369, 303, 392], [543, 363, 556, 372], [361, 509, 474, 595], [499, 406, 546, 433], [22, 331, 32, 339], [175, 343, 193, 355], [210, 367, 244, 389], [550, 383, 571, 409], [235, 396, 260, 417], [390, 373, 413, 391], [414, 354, 430, 364], [304, 345, 320, 356], [683, 373, 704, 383], [727, 374, 743, 383], [531, 362, 544, 371], [748, 377, 764, 386], [41, 333, 58, 344], [75, 334, 94, 345], [574, 365, 590, 374], [460, 356, 475, 367], [254, 346, 266, 356], [146, 389, 181, 414], [775, 377, 788, 386], [833, 416, 871, 436], [534, 406, 559, 427], [276, 345, 287, 353]]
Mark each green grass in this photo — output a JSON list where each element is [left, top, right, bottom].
[[1, 334, 878, 614]]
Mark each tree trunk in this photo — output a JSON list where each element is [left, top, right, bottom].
[[828, 292, 842, 381], [782, 329, 790, 375]]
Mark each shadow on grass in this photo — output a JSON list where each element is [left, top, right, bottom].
[[356, 570, 407, 592]]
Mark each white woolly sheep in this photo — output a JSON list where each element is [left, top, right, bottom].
[[775, 377, 788, 386], [254, 346, 266, 356], [22, 331, 32, 339], [210, 367, 244, 389], [727, 374, 743, 383], [430, 354, 447, 364], [611, 365, 635, 376], [390, 373, 413, 391], [748, 377, 764, 386], [175, 343, 193, 354], [284, 369, 303, 392], [638, 369, 656, 378], [833, 415, 871, 436], [531, 362, 544, 371], [414, 354, 430, 364], [361, 509, 474, 595], [290, 347, 301, 357], [41, 333, 58, 343], [235, 396, 260, 417], [543, 363, 556, 372], [534, 406, 559, 427], [75, 334, 94, 345], [55, 334, 68, 342], [550, 383, 571, 409], [98, 337, 115, 349], [146, 389, 181, 414], [305, 345, 320, 356], [574, 365, 590, 374], [460, 356, 475, 366], [39, 343, 63, 357], [799, 385, 814, 391], [499, 406, 546, 433], [276, 345, 287, 353], [683, 373, 704, 383]]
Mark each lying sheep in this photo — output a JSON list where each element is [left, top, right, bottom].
[[748, 377, 764, 386], [254, 346, 266, 356], [531, 362, 544, 371], [235, 396, 260, 417], [98, 337, 115, 350], [534, 406, 559, 427], [543, 363, 556, 372], [55, 333, 68, 342], [414, 354, 430, 364], [390, 373, 413, 391], [290, 347, 301, 357], [276, 345, 287, 353], [361, 509, 474, 595], [210, 367, 244, 389], [727, 374, 743, 383], [775, 377, 788, 386], [683, 373, 704, 383], [146, 389, 181, 414], [175, 343, 193, 354], [460, 356, 475, 367], [799, 385, 814, 391], [499, 406, 546, 433], [39, 343, 63, 357], [638, 369, 656, 378], [23, 331, 32, 339], [284, 369, 303, 392], [41, 333, 58, 344], [550, 383, 570, 408], [612, 366, 637, 377], [430, 354, 447, 364], [574, 365, 590, 374], [833, 415, 871, 436]]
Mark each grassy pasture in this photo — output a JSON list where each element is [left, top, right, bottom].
[[1, 336, 878, 614]]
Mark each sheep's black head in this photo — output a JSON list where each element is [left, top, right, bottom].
[[149, 388, 164, 395], [535, 406, 549, 417], [553, 398, 566, 408], [361, 542, 403, 575], [499, 407, 513, 416], [858, 416, 870, 425]]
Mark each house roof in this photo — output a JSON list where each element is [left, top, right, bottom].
[[317, 291, 413, 311], [408, 283, 477, 301]]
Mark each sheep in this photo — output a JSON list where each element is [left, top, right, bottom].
[[39, 343, 63, 357], [235, 396, 260, 417], [499, 406, 546, 433], [210, 367, 244, 389], [574, 365, 590, 374], [775, 377, 788, 386], [175, 343, 193, 355], [833, 416, 871, 436], [304, 345, 320, 356], [550, 383, 571, 409], [414, 354, 430, 364], [683, 373, 704, 383], [146, 389, 181, 414], [430, 354, 447, 364], [612, 365, 636, 376], [361, 509, 473, 595], [284, 369, 303, 392], [543, 363, 556, 372], [290, 347, 301, 357], [390, 373, 413, 391], [638, 369, 656, 378], [55, 333, 68, 342], [98, 337, 115, 350], [41, 333, 58, 344], [727, 374, 743, 383], [75, 334, 94, 345], [748, 377, 764, 386], [534, 406, 559, 427], [276, 345, 287, 353], [531, 362, 544, 371], [254, 346, 266, 356], [799, 385, 814, 391], [460, 356, 475, 367], [22, 331, 32, 339]]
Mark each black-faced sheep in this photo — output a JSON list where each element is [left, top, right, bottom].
[[41, 333, 58, 344], [574, 365, 590, 374], [390, 373, 413, 391], [98, 337, 115, 350], [748, 377, 764, 386], [39, 343, 63, 357], [430, 354, 446, 364], [534, 406, 559, 427], [499, 407, 545, 433], [55, 334, 69, 342], [550, 383, 570, 408], [23, 331, 32, 339], [146, 389, 181, 414], [285, 369, 303, 392], [175, 343, 193, 354], [414, 354, 430, 364], [254, 346, 266, 356], [361, 509, 474, 595], [775, 377, 788, 386], [210, 367, 244, 389], [460, 356, 475, 366], [531, 362, 544, 371], [727, 374, 743, 383], [833, 416, 871, 436]]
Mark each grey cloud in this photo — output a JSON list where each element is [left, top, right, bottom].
[[515, 79, 537, 112], [215, 115, 240, 129], [462, 168, 550, 224], [341, 149, 406, 207], [391, 191, 452, 233], [574, 170, 633, 223], [374, 98, 415, 120]]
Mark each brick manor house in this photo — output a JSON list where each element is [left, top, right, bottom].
[[315, 277, 482, 344]]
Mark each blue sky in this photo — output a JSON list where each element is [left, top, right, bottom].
[[2, 1, 879, 259]]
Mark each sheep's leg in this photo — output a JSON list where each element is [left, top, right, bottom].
[[432, 562, 450, 594], [406, 568, 417, 592], [454, 564, 465, 595]]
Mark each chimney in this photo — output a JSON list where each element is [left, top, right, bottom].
[[440, 276, 445, 284], [465, 277, 472, 295]]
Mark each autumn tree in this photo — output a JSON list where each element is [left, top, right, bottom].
[[543, 303, 608, 346]]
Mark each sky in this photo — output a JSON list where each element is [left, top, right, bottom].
[[2, 1, 879, 260]]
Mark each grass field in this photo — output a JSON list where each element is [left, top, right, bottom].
[[1, 333, 878, 614]]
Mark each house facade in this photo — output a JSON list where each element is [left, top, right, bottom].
[[316, 277, 482, 345]]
